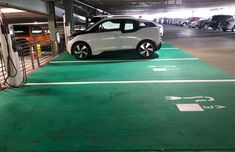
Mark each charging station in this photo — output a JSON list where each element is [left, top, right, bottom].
[[0, 13, 25, 87]]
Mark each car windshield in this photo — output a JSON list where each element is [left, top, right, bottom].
[[87, 17, 107, 30]]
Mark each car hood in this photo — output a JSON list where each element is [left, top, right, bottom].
[[71, 31, 89, 38]]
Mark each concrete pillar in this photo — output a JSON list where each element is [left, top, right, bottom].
[[48, 1, 59, 56], [0, 24, 23, 87], [63, 0, 75, 34]]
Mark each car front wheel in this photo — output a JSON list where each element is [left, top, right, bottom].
[[213, 27, 217, 30], [72, 42, 91, 59], [137, 41, 156, 58], [182, 23, 188, 27], [232, 26, 235, 32]]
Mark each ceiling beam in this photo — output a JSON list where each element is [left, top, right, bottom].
[[0, 0, 49, 15]]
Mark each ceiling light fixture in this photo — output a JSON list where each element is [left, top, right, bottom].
[[0, 8, 26, 13]]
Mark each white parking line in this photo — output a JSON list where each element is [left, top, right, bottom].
[[161, 48, 178, 49], [26, 79, 235, 86], [50, 58, 199, 64]]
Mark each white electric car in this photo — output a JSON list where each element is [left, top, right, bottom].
[[153, 22, 164, 36], [68, 17, 162, 59]]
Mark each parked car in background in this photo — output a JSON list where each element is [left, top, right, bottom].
[[180, 18, 191, 27], [13, 25, 51, 51], [218, 18, 235, 32], [176, 19, 184, 26], [68, 17, 162, 59], [179, 17, 200, 27], [188, 17, 201, 28], [208, 15, 233, 30], [196, 18, 211, 29], [171, 18, 181, 25]]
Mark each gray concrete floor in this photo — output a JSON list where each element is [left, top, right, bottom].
[[164, 25, 235, 76]]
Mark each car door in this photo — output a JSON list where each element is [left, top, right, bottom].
[[120, 20, 139, 50], [89, 19, 122, 54]]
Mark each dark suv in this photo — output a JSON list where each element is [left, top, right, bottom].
[[209, 15, 233, 30]]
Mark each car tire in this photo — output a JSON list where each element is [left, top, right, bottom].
[[72, 42, 91, 59], [137, 40, 156, 58], [197, 25, 202, 29], [222, 28, 227, 32], [182, 23, 187, 27], [203, 24, 209, 29], [232, 27, 235, 32], [213, 27, 217, 30]]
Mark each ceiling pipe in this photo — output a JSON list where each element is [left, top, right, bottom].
[[74, 0, 96, 10], [73, 0, 107, 14]]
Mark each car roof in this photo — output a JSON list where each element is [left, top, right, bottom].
[[86, 17, 152, 31], [100, 17, 151, 22], [212, 15, 233, 17]]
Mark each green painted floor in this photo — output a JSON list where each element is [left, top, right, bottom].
[[1, 43, 235, 151]]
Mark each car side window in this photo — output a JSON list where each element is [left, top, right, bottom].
[[125, 23, 134, 31], [93, 20, 121, 33], [123, 20, 136, 33]]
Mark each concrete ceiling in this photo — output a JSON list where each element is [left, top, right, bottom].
[[78, 0, 235, 15], [1, 0, 235, 24]]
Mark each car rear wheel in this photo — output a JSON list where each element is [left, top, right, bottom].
[[72, 42, 91, 59], [137, 41, 156, 58], [203, 24, 209, 29], [222, 28, 227, 32]]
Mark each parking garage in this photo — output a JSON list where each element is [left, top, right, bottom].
[[0, 0, 235, 151]]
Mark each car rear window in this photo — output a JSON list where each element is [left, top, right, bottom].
[[139, 21, 156, 28]]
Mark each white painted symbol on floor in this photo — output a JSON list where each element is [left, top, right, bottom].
[[166, 96, 225, 112], [153, 68, 168, 72], [177, 104, 204, 112], [203, 105, 226, 110], [149, 65, 180, 72], [176, 104, 226, 112], [165, 96, 215, 102]]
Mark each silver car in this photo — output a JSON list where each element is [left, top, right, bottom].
[[218, 18, 235, 32]]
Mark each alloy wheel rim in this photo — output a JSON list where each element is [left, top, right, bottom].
[[74, 44, 88, 59], [139, 42, 154, 57]]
